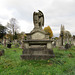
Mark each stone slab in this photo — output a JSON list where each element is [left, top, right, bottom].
[[21, 54, 55, 60]]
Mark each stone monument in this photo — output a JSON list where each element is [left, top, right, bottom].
[[4, 38, 6, 47], [60, 25, 64, 46], [21, 10, 55, 60]]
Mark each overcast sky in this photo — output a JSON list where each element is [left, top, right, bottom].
[[0, 0, 75, 37]]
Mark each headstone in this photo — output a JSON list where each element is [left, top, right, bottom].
[[60, 25, 64, 46], [0, 50, 4, 56], [0, 41, 2, 45], [65, 43, 71, 49], [52, 41, 56, 47], [7, 39, 11, 48], [4, 38, 6, 47], [56, 38, 61, 47], [7, 44, 11, 48], [20, 36, 24, 49]]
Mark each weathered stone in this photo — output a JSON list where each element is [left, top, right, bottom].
[[0, 41, 2, 45], [65, 43, 71, 49], [21, 44, 54, 59], [31, 32, 45, 39], [59, 46, 66, 50], [56, 25, 72, 47], [21, 47, 54, 60], [21, 54, 54, 60], [0, 50, 4, 56], [7, 44, 11, 48], [21, 10, 54, 60], [4, 38, 6, 47], [47, 42, 52, 49], [33, 10, 44, 29]]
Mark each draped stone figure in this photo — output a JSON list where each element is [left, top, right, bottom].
[[21, 10, 55, 60], [33, 10, 44, 29]]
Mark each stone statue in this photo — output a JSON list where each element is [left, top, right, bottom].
[[21, 10, 55, 60], [33, 10, 44, 29]]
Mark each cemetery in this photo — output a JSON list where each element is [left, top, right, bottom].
[[0, 10, 75, 75], [0, 43, 75, 75]]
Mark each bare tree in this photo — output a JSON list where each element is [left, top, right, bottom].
[[6, 18, 19, 35]]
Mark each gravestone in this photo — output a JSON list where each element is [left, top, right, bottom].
[[7, 39, 11, 48], [60, 25, 64, 46], [7, 44, 11, 48], [20, 36, 24, 49], [0, 41, 2, 45], [0, 50, 4, 56], [21, 10, 55, 60], [4, 38, 6, 47], [65, 43, 71, 49]]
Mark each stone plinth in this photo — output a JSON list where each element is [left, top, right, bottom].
[[21, 48, 54, 60], [21, 40, 55, 60], [23, 39, 53, 49], [21, 54, 54, 60]]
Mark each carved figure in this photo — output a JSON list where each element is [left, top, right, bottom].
[[33, 10, 44, 29]]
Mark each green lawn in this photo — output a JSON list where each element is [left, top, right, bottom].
[[0, 45, 75, 75]]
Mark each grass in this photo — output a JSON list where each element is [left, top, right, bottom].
[[0, 45, 75, 75]]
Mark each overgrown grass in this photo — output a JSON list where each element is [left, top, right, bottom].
[[0, 45, 75, 75]]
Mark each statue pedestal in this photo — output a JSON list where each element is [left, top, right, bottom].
[[21, 40, 55, 60]]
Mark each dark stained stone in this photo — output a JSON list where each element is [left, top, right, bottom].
[[0, 50, 4, 56], [65, 43, 71, 49], [21, 47, 55, 60], [7, 44, 11, 48]]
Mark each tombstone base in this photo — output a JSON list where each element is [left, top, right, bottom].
[[21, 54, 54, 60], [21, 48, 55, 60]]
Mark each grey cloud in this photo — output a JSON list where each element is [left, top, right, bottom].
[[0, 0, 75, 36]]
